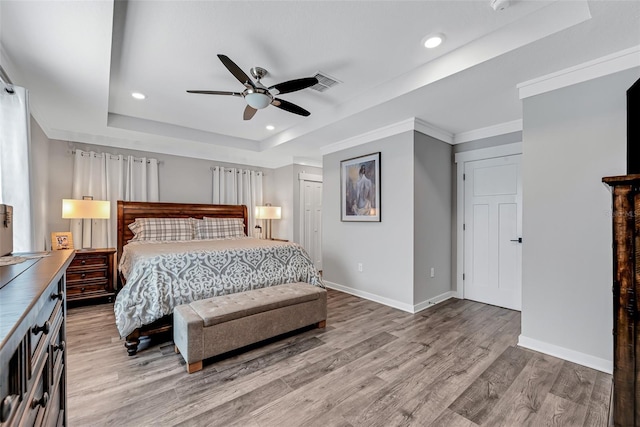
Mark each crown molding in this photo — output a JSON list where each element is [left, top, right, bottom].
[[320, 118, 452, 155], [453, 119, 523, 144], [518, 45, 640, 99]]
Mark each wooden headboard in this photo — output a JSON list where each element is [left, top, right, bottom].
[[116, 201, 248, 263]]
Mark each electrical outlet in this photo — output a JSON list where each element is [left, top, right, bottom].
[[358, 263, 363, 272], [430, 267, 435, 278]]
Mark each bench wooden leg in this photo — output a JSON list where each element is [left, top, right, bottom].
[[186, 360, 203, 374], [317, 320, 326, 328], [175, 345, 180, 354]]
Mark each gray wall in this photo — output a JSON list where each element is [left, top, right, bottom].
[[44, 137, 274, 244], [521, 67, 639, 364], [323, 130, 452, 309], [30, 116, 50, 250], [414, 131, 452, 304], [270, 164, 294, 240], [323, 131, 415, 306]]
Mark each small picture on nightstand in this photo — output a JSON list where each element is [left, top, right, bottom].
[[51, 232, 74, 250]]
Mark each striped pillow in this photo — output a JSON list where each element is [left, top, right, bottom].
[[128, 218, 194, 241], [195, 217, 245, 239]]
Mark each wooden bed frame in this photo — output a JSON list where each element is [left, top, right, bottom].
[[116, 200, 249, 356]]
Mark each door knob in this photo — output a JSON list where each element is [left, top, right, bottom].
[[510, 237, 523, 243]]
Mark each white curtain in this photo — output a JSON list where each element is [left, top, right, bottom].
[[71, 150, 159, 248], [212, 166, 262, 232], [0, 85, 34, 251]]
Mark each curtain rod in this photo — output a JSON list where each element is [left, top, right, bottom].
[[68, 149, 164, 165], [210, 166, 264, 175], [0, 65, 15, 94]]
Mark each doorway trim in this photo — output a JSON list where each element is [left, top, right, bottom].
[[454, 142, 522, 300]]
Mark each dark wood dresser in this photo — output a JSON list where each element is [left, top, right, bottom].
[[66, 248, 115, 304], [0, 249, 74, 426], [603, 174, 640, 427]]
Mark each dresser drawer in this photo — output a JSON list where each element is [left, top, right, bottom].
[[18, 350, 49, 427], [30, 299, 61, 370], [66, 268, 107, 283]]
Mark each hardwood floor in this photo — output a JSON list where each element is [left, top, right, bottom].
[[66, 289, 611, 426]]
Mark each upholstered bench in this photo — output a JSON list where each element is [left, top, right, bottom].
[[173, 282, 327, 373]]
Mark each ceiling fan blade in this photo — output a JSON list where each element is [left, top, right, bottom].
[[271, 98, 311, 117], [217, 54, 255, 89], [269, 77, 318, 95], [243, 105, 258, 120], [186, 90, 242, 97]]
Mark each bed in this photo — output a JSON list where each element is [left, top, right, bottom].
[[115, 200, 324, 355]]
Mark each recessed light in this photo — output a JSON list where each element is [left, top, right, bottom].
[[266, 125, 275, 131], [131, 92, 146, 100], [422, 33, 444, 49]]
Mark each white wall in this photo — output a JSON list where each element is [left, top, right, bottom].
[[414, 131, 452, 305], [520, 67, 639, 371], [323, 131, 415, 308]]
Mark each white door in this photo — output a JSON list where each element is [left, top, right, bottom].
[[464, 154, 522, 310], [301, 180, 322, 271]]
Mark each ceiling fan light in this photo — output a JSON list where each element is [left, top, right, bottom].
[[245, 93, 271, 109]]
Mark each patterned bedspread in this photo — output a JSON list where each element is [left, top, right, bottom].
[[114, 237, 324, 337]]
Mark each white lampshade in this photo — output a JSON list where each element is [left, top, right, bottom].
[[255, 205, 281, 220], [62, 199, 110, 219]]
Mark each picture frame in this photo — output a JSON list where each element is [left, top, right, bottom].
[[341, 152, 381, 222], [51, 232, 74, 250]]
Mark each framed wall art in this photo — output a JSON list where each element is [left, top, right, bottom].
[[51, 232, 74, 250], [341, 152, 381, 222]]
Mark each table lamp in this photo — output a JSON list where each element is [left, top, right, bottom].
[[255, 204, 281, 240], [62, 198, 110, 249]]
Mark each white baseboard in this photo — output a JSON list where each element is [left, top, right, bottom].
[[518, 335, 612, 374], [413, 291, 457, 313], [324, 281, 456, 314]]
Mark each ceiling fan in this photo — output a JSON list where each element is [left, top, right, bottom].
[[187, 54, 318, 121]]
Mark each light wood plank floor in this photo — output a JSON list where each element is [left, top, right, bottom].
[[66, 290, 611, 426]]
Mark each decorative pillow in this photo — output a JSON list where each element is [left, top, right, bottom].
[[195, 217, 245, 239], [128, 218, 194, 241]]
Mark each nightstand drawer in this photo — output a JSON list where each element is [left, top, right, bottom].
[[66, 248, 116, 304], [66, 280, 110, 297], [69, 253, 108, 269], [67, 268, 108, 283]]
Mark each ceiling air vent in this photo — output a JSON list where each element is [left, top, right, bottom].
[[310, 72, 341, 92]]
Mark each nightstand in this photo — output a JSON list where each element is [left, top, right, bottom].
[[66, 248, 116, 304]]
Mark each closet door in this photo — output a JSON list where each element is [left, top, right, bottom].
[[301, 179, 323, 271]]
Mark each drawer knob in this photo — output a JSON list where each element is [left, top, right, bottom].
[[53, 341, 66, 352], [81, 287, 86, 293], [1, 395, 18, 423], [51, 291, 63, 301], [31, 392, 49, 409], [81, 259, 86, 265], [81, 273, 86, 279], [32, 321, 50, 336]]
